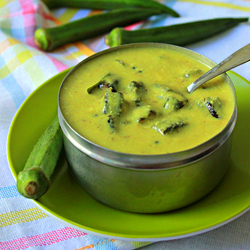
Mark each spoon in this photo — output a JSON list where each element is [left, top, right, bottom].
[[187, 43, 250, 93]]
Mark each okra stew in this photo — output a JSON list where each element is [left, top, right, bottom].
[[59, 45, 235, 155]]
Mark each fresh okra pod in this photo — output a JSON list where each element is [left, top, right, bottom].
[[34, 8, 162, 51], [105, 18, 249, 47], [41, 0, 180, 17], [16, 116, 63, 199]]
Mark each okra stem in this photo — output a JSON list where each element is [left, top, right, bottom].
[[34, 8, 162, 51], [105, 17, 249, 47], [41, 0, 179, 17]]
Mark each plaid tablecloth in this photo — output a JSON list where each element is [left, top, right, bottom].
[[1, 0, 250, 249]]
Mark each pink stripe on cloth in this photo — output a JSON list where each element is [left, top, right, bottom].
[[36, 8, 54, 22], [20, 0, 69, 71], [124, 21, 144, 30], [0, 227, 87, 250], [48, 55, 69, 72], [20, 0, 35, 15], [20, 0, 36, 47]]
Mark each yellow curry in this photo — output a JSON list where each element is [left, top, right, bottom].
[[59, 46, 235, 155]]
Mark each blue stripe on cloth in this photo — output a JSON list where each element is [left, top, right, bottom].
[[71, 9, 90, 21], [95, 239, 117, 250], [0, 186, 20, 199], [85, 234, 117, 249], [0, 52, 7, 68], [142, 0, 178, 29], [164, 0, 178, 9], [149, 0, 179, 28], [1, 73, 26, 108], [85, 234, 106, 245], [11, 27, 26, 40]]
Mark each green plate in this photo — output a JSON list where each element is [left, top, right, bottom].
[[7, 69, 250, 241]]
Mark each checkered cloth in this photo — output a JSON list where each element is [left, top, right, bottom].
[[1, 0, 250, 249]]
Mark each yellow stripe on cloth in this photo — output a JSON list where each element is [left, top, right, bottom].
[[0, 38, 21, 54], [0, 0, 6, 8], [57, 8, 80, 24], [180, 0, 250, 12], [0, 207, 48, 227], [70, 42, 95, 57], [16, 50, 33, 64], [132, 241, 151, 248], [0, 50, 34, 78], [57, 8, 103, 23]]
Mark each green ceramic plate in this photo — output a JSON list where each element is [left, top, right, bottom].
[[7, 69, 250, 241]]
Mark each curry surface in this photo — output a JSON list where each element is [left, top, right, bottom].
[[59, 46, 235, 155]]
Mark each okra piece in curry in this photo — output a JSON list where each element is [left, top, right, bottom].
[[153, 118, 186, 136], [87, 73, 118, 93], [196, 97, 222, 118], [128, 81, 145, 106], [103, 89, 124, 130]]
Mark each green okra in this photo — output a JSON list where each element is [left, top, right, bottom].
[[34, 8, 162, 52], [152, 84, 171, 99], [105, 17, 249, 47], [16, 116, 63, 199], [153, 118, 186, 135], [196, 97, 222, 118], [128, 81, 145, 106], [103, 89, 124, 116], [132, 105, 156, 123], [87, 73, 119, 94], [103, 89, 124, 129], [184, 69, 203, 78], [164, 96, 187, 112], [152, 84, 187, 111], [164, 92, 188, 112], [41, 0, 179, 17]]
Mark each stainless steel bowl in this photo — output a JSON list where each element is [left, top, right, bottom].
[[58, 43, 237, 213]]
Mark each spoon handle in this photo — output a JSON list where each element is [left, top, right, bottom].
[[187, 43, 250, 93]]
